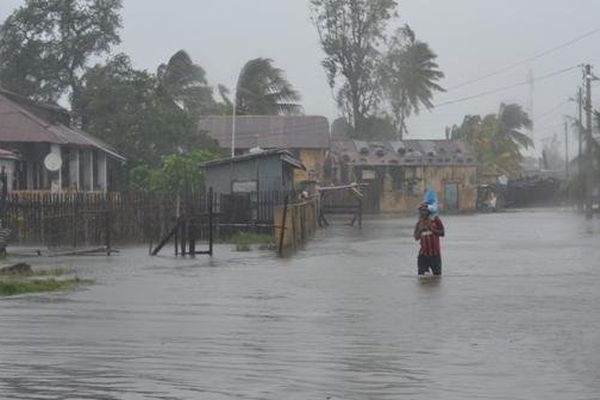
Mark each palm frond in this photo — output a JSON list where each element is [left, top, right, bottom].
[[156, 50, 213, 115], [236, 57, 302, 115]]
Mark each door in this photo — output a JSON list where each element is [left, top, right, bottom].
[[444, 183, 459, 211], [360, 167, 383, 213]]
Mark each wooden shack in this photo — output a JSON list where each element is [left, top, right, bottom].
[[202, 149, 305, 195]]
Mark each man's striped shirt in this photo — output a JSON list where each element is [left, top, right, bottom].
[[416, 217, 444, 256]]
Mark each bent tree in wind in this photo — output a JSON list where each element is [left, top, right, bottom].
[[0, 0, 122, 104], [157, 50, 216, 118], [311, 0, 444, 139], [382, 26, 445, 139], [235, 58, 302, 116]]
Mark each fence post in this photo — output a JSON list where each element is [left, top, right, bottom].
[[188, 193, 196, 256], [358, 198, 363, 229], [104, 196, 111, 255], [208, 187, 214, 256], [40, 194, 45, 245], [278, 194, 289, 256], [174, 217, 179, 256], [180, 217, 187, 256]]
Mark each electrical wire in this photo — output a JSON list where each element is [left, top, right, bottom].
[[534, 99, 571, 122], [434, 65, 580, 109], [446, 27, 600, 91]]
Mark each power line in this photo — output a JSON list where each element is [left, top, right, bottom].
[[446, 27, 600, 91], [535, 121, 566, 132], [534, 99, 571, 122], [434, 65, 580, 109]]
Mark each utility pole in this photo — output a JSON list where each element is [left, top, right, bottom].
[[577, 87, 583, 212], [584, 64, 594, 220], [528, 69, 535, 143], [565, 119, 569, 180]]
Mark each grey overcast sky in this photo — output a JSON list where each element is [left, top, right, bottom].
[[2, 0, 600, 155]]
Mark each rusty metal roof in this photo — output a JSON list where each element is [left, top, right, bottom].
[[199, 115, 330, 150], [0, 89, 126, 161], [332, 139, 477, 167]]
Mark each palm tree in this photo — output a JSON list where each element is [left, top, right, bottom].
[[449, 103, 534, 176], [382, 26, 445, 139], [156, 50, 214, 117], [235, 58, 302, 115], [490, 103, 534, 174], [495, 103, 534, 148]]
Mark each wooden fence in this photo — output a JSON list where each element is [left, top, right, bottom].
[[319, 184, 363, 227], [1, 190, 290, 248], [274, 197, 319, 254]]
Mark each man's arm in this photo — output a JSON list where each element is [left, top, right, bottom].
[[430, 218, 445, 237], [414, 222, 422, 241]]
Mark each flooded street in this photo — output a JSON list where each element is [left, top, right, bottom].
[[1, 209, 599, 399]]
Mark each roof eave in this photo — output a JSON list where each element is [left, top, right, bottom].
[[281, 154, 306, 170]]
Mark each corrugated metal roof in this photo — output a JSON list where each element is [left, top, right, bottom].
[[199, 115, 330, 150], [333, 139, 477, 167], [202, 149, 305, 170], [0, 90, 126, 161]]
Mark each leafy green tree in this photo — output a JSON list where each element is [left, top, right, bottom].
[[0, 0, 122, 103], [381, 26, 445, 138], [236, 58, 302, 115], [74, 54, 218, 167], [330, 115, 396, 140], [156, 50, 216, 118], [450, 103, 534, 177], [129, 149, 220, 194], [311, 0, 397, 132], [345, 115, 396, 140]]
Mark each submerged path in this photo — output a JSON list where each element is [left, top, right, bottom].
[[1, 209, 599, 399]]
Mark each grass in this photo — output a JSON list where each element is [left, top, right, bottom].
[[0, 267, 74, 277], [0, 266, 92, 297], [230, 232, 274, 246], [229, 233, 275, 252], [0, 279, 83, 296]]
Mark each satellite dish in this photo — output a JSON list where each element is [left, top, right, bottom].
[[44, 153, 62, 172]]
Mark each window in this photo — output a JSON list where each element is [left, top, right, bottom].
[[233, 180, 257, 193], [362, 169, 376, 180]]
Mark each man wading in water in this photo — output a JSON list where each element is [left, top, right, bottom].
[[414, 203, 445, 276]]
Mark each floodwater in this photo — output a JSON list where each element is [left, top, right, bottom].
[[1, 209, 599, 400]]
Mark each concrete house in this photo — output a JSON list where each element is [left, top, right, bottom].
[[199, 115, 329, 184], [329, 139, 478, 213], [0, 89, 126, 192]]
